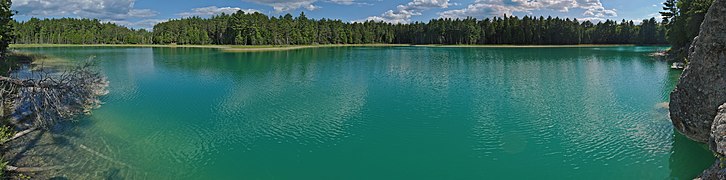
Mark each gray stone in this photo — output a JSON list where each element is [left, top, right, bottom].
[[698, 160, 726, 180], [670, 0, 726, 143], [712, 104, 726, 155], [705, 104, 726, 180]]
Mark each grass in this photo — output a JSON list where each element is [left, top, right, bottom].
[[0, 159, 5, 177], [0, 125, 11, 143], [1, 125, 11, 178]]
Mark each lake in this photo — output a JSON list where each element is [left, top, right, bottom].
[[10, 46, 714, 179]]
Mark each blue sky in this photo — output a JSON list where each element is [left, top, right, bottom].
[[12, 0, 665, 30]]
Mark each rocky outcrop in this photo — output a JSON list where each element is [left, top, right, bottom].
[[701, 104, 726, 179], [670, 0, 726, 143], [702, 104, 726, 179], [699, 160, 726, 180], [712, 104, 726, 155], [669, 0, 726, 178]]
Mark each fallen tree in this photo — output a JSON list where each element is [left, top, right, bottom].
[[1, 59, 108, 128], [5, 165, 68, 172], [0, 58, 109, 174]]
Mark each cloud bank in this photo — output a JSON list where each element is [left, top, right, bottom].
[[177, 6, 261, 17], [13, 0, 157, 20], [364, 0, 451, 24], [439, 0, 617, 19]]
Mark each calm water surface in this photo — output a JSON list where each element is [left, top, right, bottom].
[[13, 46, 713, 179]]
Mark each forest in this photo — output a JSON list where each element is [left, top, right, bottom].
[[151, 12, 667, 45], [12, 12, 668, 46], [660, 0, 714, 60], [0, 0, 723, 178], [6, 0, 715, 62], [12, 18, 153, 44]]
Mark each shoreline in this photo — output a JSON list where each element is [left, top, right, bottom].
[[413, 44, 660, 48], [9, 44, 667, 52], [9, 44, 410, 52]]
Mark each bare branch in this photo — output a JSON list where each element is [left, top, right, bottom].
[[0, 57, 108, 129]]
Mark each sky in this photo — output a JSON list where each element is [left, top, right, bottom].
[[11, 0, 666, 30]]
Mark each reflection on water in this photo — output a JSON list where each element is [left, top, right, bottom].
[[3, 46, 713, 179], [669, 133, 714, 179]]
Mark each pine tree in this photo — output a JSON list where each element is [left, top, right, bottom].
[[0, 0, 12, 58]]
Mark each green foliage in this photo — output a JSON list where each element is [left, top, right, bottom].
[[151, 12, 666, 46], [11, 11, 667, 46], [661, 0, 678, 24], [0, 126, 8, 178], [0, 158, 6, 177], [13, 18, 152, 44], [15, 173, 30, 179], [0, 125, 11, 143], [661, 0, 714, 53], [0, 0, 12, 57]]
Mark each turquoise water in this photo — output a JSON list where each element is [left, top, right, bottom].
[[13, 46, 713, 179]]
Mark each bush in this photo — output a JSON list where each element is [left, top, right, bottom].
[[0, 125, 11, 143]]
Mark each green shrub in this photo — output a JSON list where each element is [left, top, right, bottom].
[[0, 157, 6, 177], [0, 125, 11, 143]]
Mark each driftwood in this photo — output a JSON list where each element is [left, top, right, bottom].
[[0, 76, 67, 89], [78, 144, 130, 168], [3, 142, 126, 173], [3, 142, 125, 173], [0, 59, 108, 129], [5, 165, 67, 172], [0, 59, 109, 175], [0, 127, 37, 144]]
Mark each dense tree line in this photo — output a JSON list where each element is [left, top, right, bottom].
[[153, 11, 667, 45], [661, 0, 714, 60], [395, 16, 666, 45], [12, 18, 153, 44], [153, 12, 400, 45], [8, 11, 667, 46]]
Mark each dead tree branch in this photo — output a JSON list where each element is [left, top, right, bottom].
[[0, 58, 108, 129]]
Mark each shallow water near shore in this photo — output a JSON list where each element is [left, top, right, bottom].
[[6, 46, 713, 179]]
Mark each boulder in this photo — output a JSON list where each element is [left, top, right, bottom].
[[712, 104, 726, 156], [699, 160, 726, 180], [670, 0, 726, 143]]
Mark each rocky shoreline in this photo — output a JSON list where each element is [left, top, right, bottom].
[[668, 0, 726, 179]]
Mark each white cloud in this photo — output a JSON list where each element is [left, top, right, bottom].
[[177, 6, 260, 17], [363, 0, 451, 24], [438, 0, 617, 19], [241, 0, 370, 12], [629, 12, 664, 24], [327, 0, 371, 6], [242, 0, 320, 12], [576, 0, 617, 17], [578, 17, 606, 22], [13, 0, 157, 20], [329, 0, 355, 5]]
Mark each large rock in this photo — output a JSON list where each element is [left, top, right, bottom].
[[699, 160, 726, 180], [670, 0, 726, 143], [712, 104, 726, 155], [704, 104, 726, 179], [699, 104, 726, 180]]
